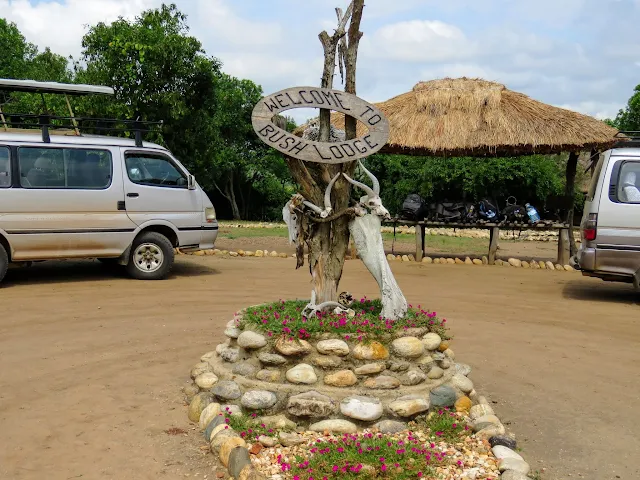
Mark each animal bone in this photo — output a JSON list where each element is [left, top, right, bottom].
[[343, 161, 390, 219]]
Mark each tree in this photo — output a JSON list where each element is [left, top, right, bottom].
[[0, 18, 35, 79], [75, 3, 220, 143], [609, 84, 640, 131], [284, 0, 365, 303]]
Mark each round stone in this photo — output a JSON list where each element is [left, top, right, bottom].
[[258, 435, 277, 447], [258, 352, 287, 366], [258, 414, 296, 430], [220, 437, 247, 467], [224, 327, 241, 339], [454, 396, 473, 413], [374, 420, 407, 434], [188, 392, 214, 422], [476, 423, 506, 439], [183, 383, 200, 403], [316, 339, 350, 356], [204, 415, 226, 441], [438, 358, 452, 369], [275, 337, 312, 356], [352, 341, 389, 360], [237, 331, 267, 349], [492, 445, 524, 462], [232, 362, 258, 377], [498, 458, 531, 475], [287, 391, 337, 417], [256, 369, 281, 382], [221, 347, 240, 363], [310, 419, 357, 434], [508, 258, 522, 268], [399, 369, 427, 386], [195, 372, 219, 390], [391, 337, 424, 358], [470, 404, 495, 420], [430, 385, 457, 407], [451, 373, 474, 393], [355, 363, 386, 375], [422, 333, 442, 351], [454, 363, 472, 376], [443, 348, 455, 360], [427, 366, 444, 379], [313, 355, 343, 369], [324, 369, 357, 387], [190, 362, 213, 379], [241, 390, 277, 410], [388, 360, 411, 372], [212, 380, 242, 401], [500, 471, 530, 480], [279, 432, 305, 446], [200, 351, 216, 362], [285, 364, 318, 384], [389, 395, 430, 417], [340, 396, 384, 421], [363, 375, 400, 389], [489, 434, 517, 450], [199, 402, 221, 430]]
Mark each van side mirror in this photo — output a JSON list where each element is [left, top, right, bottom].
[[187, 174, 196, 190]]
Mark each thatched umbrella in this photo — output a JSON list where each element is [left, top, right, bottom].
[[319, 77, 618, 157], [296, 77, 618, 259]]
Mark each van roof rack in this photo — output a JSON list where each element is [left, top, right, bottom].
[[614, 131, 640, 149], [0, 79, 161, 147], [0, 79, 114, 96]]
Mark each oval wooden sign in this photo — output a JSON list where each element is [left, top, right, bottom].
[[252, 86, 389, 164]]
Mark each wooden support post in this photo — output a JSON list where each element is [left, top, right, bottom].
[[557, 228, 571, 266], [488, 226, 499, 265], [415, 224, 425, 262], [565, 151, 579, 256], [64, 94, 80, 135], [0, 104, 7, 131]]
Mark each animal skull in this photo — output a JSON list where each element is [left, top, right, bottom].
[[342, 161, 390, 219]]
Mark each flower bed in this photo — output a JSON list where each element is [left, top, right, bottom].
[[241, 299, 450, 343]]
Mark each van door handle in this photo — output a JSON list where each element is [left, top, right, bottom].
[[127, 193, 139, 198]]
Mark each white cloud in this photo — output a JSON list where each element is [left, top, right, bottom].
[[0, 0, 161, 58], [366, 20, 474, 63], [557, 101, 622, 120], [192, 0, 283, 48]]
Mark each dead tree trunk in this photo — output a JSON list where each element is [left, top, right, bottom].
[[286, 0, 365, 303], [565, 151, 579, 256]]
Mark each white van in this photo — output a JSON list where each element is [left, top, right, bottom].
[[573, 137, 640, 288], [0, 80, 218, 283]]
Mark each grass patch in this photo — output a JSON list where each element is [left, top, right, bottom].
[[240, 299, 450, 343], [424, 408, 471, 443], [223, 409, 293, 441], [284, 431, 447, 479]]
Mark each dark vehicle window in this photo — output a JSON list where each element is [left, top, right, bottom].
[[618, 161, 640, 203], [586, 156, 603, 201], [0, 146, 10, 188], [125, 154, 187, 188], [18, 147, 112, 189]]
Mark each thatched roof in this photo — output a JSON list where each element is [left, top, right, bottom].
[[297, 78, 618, 157]]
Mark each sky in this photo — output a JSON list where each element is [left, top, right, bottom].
[[2, 0, 640, 124]]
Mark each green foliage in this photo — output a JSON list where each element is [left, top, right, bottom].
[[287, 431, 443, 479], [365, 154, 568, 214], [423, 408, 470, 442], [609, 84, 640, 131], [240, 299, 450, 341]]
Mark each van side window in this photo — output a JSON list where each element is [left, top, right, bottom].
[[17, 147, 112, 189], [125, 154, 187, 188], [618, 162, 640, 203], [586, 156, 603, 201], [0, 146, 10, 188]]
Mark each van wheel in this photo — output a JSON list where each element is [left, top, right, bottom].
[[0, 243, 8, 284], [126, 232, 174, 280]]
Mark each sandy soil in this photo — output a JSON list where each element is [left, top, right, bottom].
[[0, 257, 638, 480]]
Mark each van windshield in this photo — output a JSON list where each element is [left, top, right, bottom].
[[587, 155, 604, 201]]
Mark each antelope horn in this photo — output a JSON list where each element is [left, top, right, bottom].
[[358, 160, 380, 195], [303, 200, 324, 216], [342, 172, 376, 198], [324, 173, 340, 212]]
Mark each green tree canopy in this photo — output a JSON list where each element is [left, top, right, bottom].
[[609, 84, 640, 131]]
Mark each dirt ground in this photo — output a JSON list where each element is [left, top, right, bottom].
[[0, 256, 638, 480], [215, 235, 562, 261]]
